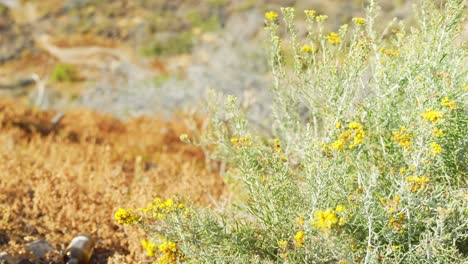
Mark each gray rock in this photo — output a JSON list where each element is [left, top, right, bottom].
[[25, 240, 53, 259]]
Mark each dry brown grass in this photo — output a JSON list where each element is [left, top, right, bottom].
[[0, 97, 225, 263]]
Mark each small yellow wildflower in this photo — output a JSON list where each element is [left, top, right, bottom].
[[326, 32, 340, 45], [382, 196, 400, 213], [388, 215, 406, 233], [422, 110, 443, 123], [391, 126, 412, 151], [392, 245, 400, 250], [231, 136, 251, 147], [301, 44, 312, 53], [336, 121, 342, 129], [432, 128, 444, 137], [265, 11, 278, 22], [278, 240, 288, 250], [441, 97, 456, 110], [348, 122, 362, 130], [331, 139, 345, 151], [335, 205, 346, 212], [296, 214, 305, 227], [279, 252, 289, 259], [158, 241, 178, 264], [114, 208, 139, 225], [379, 47, 400, 58], [294, 231, 305, 248], [430, 142, 442, 155], [304, 10, 316, 18], [316, 15, 328, 23], [406, 175, 430, 192], [159, 241, 177, 253], [312, 209, 338, 229], [141, 240, 157, 257], [352, 17, 366, 26], [399, 167, 406, 174]]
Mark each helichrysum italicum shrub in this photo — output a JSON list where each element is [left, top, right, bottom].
[[117, 0, 467, 262]]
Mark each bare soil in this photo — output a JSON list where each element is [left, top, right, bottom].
[[0, 98, 225, 263]]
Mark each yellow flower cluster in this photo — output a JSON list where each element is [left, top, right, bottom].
[[441, 97, 456, 110], [277, 240, 289, 259], [273, 138, 283, 153], [265, 11, 278, 22], [326, 32, 341, 45], [388, 213, 406, 233], [312, 205, 347, 229], [300, 44, 318, 53], [293, 213, 305, 249], [379, 47, 400, 58], [114, 208, 139, 225], [140, 198, 184, 220], [304, 10, 316, 18], [294, 231, 305, 249], [230, 136, 251, 147], [272, 138, 287, 161], [158, 241, 178, 264], [380, 196, 400, 213], [430, 142, 442, 155], [391, 126, 412, 151], [432, 128, 444, 137], [141, 239, 157, 257], [316, 15, 328, 23], [422, 110, 443, 123], [330, 122, 366, 151], [352, 17, 366, 26], [406, 175, 430, 192]]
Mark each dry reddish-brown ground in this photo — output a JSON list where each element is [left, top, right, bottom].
[[0, 98, 225, 263]]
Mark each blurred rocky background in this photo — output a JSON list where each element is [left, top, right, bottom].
[[0, 0, 416, 120]]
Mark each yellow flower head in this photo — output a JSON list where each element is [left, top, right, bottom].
[[141, 240, 157, 257], [348, 122, 363, 130], [430, 142, 442, 155], [300, 44, 312, 53], [326, 32, 341, 45], [335, 205, 346, 212], [304, 10, 317, 18], [441, 97, 456, 110], [331, 139, 345, 151], [114, 208, 139, 225], [265, 11, 278, 22], [391, 126, 412, 151], [406, 175, 430, 192], [159, 241, 177, 253], [316, 15, 328, 23], [335, 121, 342, 129], [432, 128, 444, 137], [422, 110, 443, 123], [352, 17, 366, 26], [380, 47, 400, 58], [312, 209, 338, 229], [294, 231, 305, 248], [278, 240, 288, 250]]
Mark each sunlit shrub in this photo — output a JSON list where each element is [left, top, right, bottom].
[[118, 0, 467, 262]]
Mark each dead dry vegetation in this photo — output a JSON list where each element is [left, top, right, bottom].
[[0, 98, 225, 263]]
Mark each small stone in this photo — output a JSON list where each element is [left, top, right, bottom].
[[0, 232, 9, 246], [25, 240, 53, 259]]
